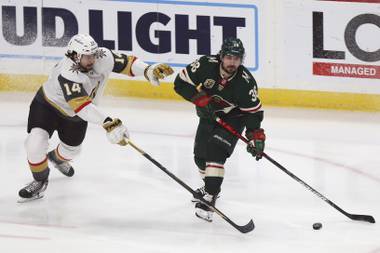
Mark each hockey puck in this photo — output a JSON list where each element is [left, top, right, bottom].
[[313, 222, 322, 230]]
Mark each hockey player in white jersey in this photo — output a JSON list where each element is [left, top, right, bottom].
[[18, 34, 174, 201]]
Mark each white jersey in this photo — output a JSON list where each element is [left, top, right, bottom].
[[41, 47, 135, 117]]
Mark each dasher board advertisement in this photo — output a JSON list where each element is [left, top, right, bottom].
[[0, 0, 259, 73]]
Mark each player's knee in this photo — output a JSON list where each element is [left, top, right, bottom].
[[24, 128, 49, 162], [57, 142, 81, 160]]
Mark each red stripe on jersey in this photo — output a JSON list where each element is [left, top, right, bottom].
[[28, 157, 47, 166], [240, 104, 262, 113], [74, 101, 92, 113], [206, 164, 224, 169]]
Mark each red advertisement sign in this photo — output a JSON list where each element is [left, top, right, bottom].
[[313, 62, 380, 79]]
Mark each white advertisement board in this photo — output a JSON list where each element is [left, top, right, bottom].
[[277, 0, 380, 94], [0, 0, 379, 98], [0, 0, 259, 73]]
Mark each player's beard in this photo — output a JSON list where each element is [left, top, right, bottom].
[[80, 63, 94, 72], [221, 63, 237, 75]]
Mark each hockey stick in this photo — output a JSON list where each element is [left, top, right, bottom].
[[126, 140, 255, 233], [215, 117, 376, 224]]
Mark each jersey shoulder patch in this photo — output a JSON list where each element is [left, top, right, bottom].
[[61, 58, 87, 84], [92, 47, 114, 74]]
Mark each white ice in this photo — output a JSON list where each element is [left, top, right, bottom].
[[0, 92, 379, 253]]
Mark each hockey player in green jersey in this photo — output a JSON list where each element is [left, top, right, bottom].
[[174, 38, 265, 222]]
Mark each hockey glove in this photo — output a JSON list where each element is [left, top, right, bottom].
[[191, 90, 211, 107], [144, 63, 174, 86], [191, 91, 216, 120], [102, 118, 129, 146], [246, 128, 266, 161]]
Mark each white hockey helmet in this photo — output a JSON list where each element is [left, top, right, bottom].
[[67, 34, 98, 60]]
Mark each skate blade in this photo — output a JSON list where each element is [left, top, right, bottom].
[[17, 193, 44, 203], [195, 213, 213, 222]]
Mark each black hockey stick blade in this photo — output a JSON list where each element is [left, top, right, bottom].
[[206, 204, 255, 233], [238, 219, 255, 233], [192, 191, 255, 233], [348, 214, 376, 223]]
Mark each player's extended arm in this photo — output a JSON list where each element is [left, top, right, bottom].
[[111, 51, 173, 86]]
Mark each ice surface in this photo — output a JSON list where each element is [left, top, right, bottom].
[[0, 92, 379, 253]]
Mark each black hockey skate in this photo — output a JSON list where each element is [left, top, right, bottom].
[[48, 151, 74, 177], [18, 180, 48, 202], [191, 186, 206, 202], [192, 186, 220, 203], [195, 193, 217, 222]]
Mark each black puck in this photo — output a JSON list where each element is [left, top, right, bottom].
[[313, 222, 322, 230]]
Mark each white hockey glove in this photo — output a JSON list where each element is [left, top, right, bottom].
[[144, 63, 174, 86], [102, 118, 129, 146]]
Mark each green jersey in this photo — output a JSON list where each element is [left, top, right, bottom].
[[174, 55, 263, 130]]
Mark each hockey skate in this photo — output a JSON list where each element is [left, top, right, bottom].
[[48, 150, 74, 177], [192, 186, 220, 203], [195, 193, 217, 222], [191, 186, 206, 202], [18, 180, 48, 203]]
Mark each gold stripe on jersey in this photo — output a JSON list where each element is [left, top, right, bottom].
[[67, 96, 92, 113], [42, 87, 70, 117], [121, 56, 137, 77], [29, 157, 48, 173]]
